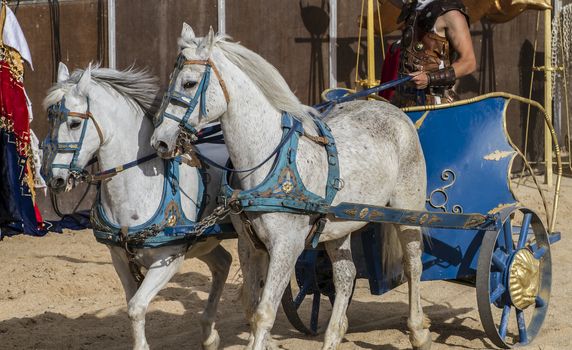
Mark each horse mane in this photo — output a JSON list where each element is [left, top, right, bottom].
[[43, 64, 160, 117], [179, 34, 317, 125]]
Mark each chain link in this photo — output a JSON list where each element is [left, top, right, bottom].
[[552, 5, 572, 90], [124, 223, 166, 246], [193, 204, 232, 236], [117, 203, 236, 248]]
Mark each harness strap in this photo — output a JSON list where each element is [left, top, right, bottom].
[[314, 75, 413, 112], [208, 59, 230, 103], [303, 132, 329, 146], [67, 111, 105, 145], [90, 153, 158, 182], [195, 124, 297, 173], [183, 59, 230, 104], [239, 211, 266, 250], [306, 215, 327, 248]]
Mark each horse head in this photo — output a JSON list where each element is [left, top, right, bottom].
[[42, 63, 105, 193], [151, 23, 229, 158]]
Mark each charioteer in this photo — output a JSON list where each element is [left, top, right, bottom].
[[391, 0, 477, 107]]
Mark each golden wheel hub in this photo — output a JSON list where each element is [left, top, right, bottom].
[[509, 248, 541, 310]]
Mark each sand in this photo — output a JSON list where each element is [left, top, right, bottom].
[[1, 176, 570, 349]]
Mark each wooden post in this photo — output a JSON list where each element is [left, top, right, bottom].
[[366, 0, 376, 88], [544, 8, 553, 186]]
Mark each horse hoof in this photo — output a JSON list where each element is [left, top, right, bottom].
[[410, 328, 432, 350], [266, 339, 280, 350], [412, 336, 432, 350], [202, 330, 220, 350]]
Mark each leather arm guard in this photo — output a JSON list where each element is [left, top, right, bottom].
[[427, 66, 456, 88]]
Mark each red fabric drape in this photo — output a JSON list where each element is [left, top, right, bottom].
[[379, 43, 401, 101]]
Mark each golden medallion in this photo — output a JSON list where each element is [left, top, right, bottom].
[[281, 181, 293, 194], [508, 248, 541, 310], [166, 215, 177, 227]]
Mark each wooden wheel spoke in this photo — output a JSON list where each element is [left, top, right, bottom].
[[294, 284, 310, 309], [516, 309, 528, 344], [310, 292, 321, 332], [503, 220, 514, 254], [499, 305, 511, 339], [533, 246, 548, 260], [492, 250, 507, 272], [490, 284, 506, 304], [517, 213, 533, 249], [477, 208, 552, 348]]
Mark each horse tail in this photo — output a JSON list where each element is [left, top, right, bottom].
[[381, 223, 404, 282]]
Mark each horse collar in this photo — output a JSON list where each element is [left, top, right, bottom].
[[91, 157, 206, 248], [221, 112, 341, 216]]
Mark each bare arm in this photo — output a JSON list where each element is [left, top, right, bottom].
[[442, 10, 476, 78], [409, 10, 476, 89]]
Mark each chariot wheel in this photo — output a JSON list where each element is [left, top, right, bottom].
[[476, 207, 552, 348], [281, 248, 355, 335]]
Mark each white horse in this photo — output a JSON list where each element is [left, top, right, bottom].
[[151, 24, 429, 350], [43, 62, 232, 350]]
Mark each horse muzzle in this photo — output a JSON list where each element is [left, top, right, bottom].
[[49, 176, 68, 193]]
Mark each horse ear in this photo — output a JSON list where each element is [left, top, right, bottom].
[[76, 63, 92, 96], [57, 62, 70, 82], [181, 22, 196, 41], [201, 26, 216, 56]]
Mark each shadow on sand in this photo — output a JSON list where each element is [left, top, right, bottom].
[[1, 260, 494, 349]]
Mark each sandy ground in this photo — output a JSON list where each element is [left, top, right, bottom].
[[1, 176, 571, 350]]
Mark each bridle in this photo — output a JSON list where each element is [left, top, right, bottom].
[[154, 54, 230, 151], [42, 97, 158, 185], [42, 97, 105, 183]]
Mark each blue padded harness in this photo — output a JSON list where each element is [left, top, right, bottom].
[[220, 113, 340, 215], [92, 156, 208, 248]]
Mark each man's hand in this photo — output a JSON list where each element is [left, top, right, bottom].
[[409, 71, 429, 89]]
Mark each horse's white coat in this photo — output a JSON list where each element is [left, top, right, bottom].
[[45, 63, 232, 350], [151, 25, 430, 350]]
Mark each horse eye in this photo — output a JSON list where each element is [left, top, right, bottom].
[[69, 120, 82, 130], [183, 81, 198, 90]]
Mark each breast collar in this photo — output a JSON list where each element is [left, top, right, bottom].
[[91, 156, 206, 248], [220, 112, 342, 215]]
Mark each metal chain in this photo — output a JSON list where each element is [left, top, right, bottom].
[[113, 201, 236, 252], [552, 5, 572, 90], [123, 223, 165, 246], [193, 204, 232, 237]]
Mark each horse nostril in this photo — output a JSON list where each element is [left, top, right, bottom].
[[50, 177, 66, 190], [156, 141, 170, 155]]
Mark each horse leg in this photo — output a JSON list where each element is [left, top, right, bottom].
[[127, 250, 185, 350], [196, 244, 232, 350], [322, 235, 356, 350], [397, 224, 431, 350], [108, 245, 139, 302], [237, 232, 269, 322], [246, 223, 306, 350]]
